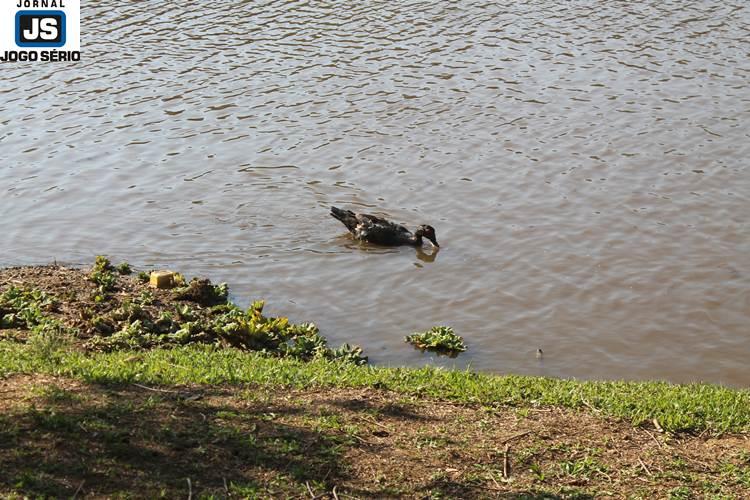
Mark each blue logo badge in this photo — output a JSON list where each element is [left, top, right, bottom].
[[15, 10, 66, 48]]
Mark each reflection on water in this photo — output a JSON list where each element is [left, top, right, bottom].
[[415, 247, 439, 263], [1, 0, 749, 385]]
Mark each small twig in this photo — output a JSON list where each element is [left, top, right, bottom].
[[357, 415, 389, 430], [349, 432, 376, 446], [684, 455, 712, 471], [581, 399, 601, 413], [72, 480, 85, 499], [502, 430, 531, 444], [502, 444, 512, 478], [489, 472, 502, 489], [132, 383, 179, 394], [306, 488, 333, 500], [332, 485, 340, 500], [305, 481, 316, 499], [638, 457, 652, 476], [223, 477, 230, 498], [644, 429, 663, 449], [187, 478, 193, 500]]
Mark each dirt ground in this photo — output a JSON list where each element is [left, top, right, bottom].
[[1, 374, 748, 499], [0, 265, 210, 347]]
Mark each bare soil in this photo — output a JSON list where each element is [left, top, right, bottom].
[[0, 265, 217, 347], [0, 374, 748, 499]]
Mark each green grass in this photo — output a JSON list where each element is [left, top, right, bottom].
[[1, 341, 748, 434]]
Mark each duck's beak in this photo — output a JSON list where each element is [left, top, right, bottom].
[[428, 236, 439, 248]]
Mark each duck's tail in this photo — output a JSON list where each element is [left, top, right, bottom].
[[330, 206, 359, 233]]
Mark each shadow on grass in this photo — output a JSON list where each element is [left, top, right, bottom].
[[0, 382, 352, 497], [329, 394, 435, 421], [0, 379, 607, 498]]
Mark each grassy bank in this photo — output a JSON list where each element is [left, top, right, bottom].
[[1, 262, 749, 498], [2, 341, 749, 436]]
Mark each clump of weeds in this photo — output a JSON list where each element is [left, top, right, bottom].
[[405, 326, 466, 357]]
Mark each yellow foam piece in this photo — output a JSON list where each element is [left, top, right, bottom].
[[149, 271, 175, 289]]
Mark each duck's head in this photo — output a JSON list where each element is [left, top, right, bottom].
[[416, 225, 439, 247]]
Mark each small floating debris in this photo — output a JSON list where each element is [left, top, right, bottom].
[[405, 326, 466, 357]]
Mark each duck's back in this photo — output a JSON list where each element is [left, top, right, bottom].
[[355, 215, 413, 245], [331, 206, 416, 246]]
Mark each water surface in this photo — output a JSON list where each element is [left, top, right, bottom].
[[1, 0, 749, 385]]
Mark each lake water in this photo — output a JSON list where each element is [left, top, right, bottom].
[[1, 0, 748, 386]]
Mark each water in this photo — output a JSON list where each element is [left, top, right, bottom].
[[1, 0, 749, 385]]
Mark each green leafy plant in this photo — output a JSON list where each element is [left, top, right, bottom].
[[90, 256, 118, 294], [0, 287, 58, 330], [82, 293, 367, 364], [116, 262, 132, 275], [0, 287, 72, 357], [559, 456, 607, 478], [405, 326, 466, 356], [137, 290, 154, 305], [325, 343, 368, 366], [530, 462, 545, 481], [93, 255, 114, 273]]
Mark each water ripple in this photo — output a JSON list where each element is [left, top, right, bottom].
[[1, 0, 749, 385]]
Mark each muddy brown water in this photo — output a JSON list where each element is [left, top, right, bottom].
[[1, 1, 749, 385]]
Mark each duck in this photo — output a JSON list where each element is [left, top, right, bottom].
[[330, 206, 439, 247]]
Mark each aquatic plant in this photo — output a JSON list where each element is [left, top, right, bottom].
[[90, 255, 118, 294], [0, 286, 71, 353], [405, 326, 466, 356], [93, 255, 114, 273], [90, 256, 135, 293], [0, 287, 57, 330], [116, 262, 132, 275], [137, 290, 154, 305], [84, 289, 367, 365]]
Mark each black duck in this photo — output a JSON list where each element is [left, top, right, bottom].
[[330, 206, 439, 247]]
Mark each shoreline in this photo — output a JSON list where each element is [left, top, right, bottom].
[[1, 260, 749, 497]]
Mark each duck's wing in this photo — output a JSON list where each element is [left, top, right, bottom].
[[355, 213, 412, 245], [356, 212, 394, 226]]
